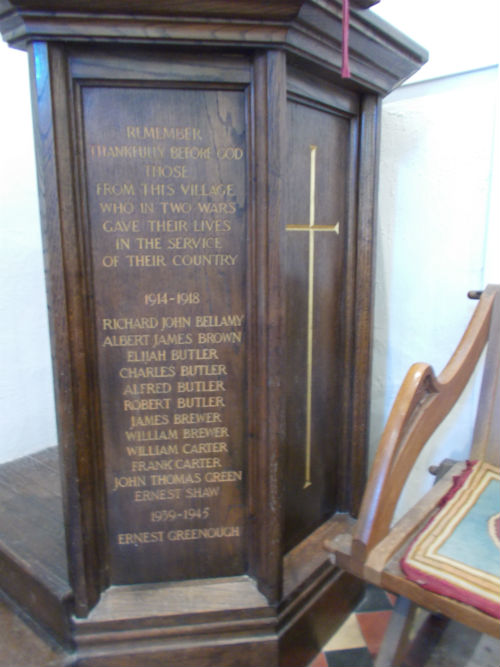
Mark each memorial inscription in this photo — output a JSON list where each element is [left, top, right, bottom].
[[82, 86, 247, 583]]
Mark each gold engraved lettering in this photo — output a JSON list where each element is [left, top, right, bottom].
[[119, 366, 175, 379], [125, 254, 167, 267], [91, 145, 166, 160], [112, 475, 147, 491], [126, 350, 168, 363], [204, 470, 242, 483], [174, 457, 222, 469], [176, 396, 225, 409], [171, 348, 218, 361], [96, 183, 135, 196], [179, 183, 235, 197], [117, 531, 164, 544], [195, 315, 244, 328], [172, 254, 238, 267], [153, 332, 193, 347], [102, 255, 119, 268], [135, 237, 162, 250], [147, 220, 188, 233], [141, 183, 175, 197], [103, 220, 141, 233], [124, 398, 171, 411], [125, 126, 202, 141], [177, 380, 225, 392], [286, 145, 340, 489], [125, 445, 179, 456], [173, 412, 222, 425], [103, 317, 158, 330], [166, 237, 222, 250], [169, 146, 212, 159], [124, 428, 179, 442], [131, 460, 174, 472], [134, 489, 180, 501], [100, 201, 135, 215], [123, 382, 172, 395], [182, 427, 229, 439], [182, 442, 228, 454], [166, 526, 240, 541], [130, 414, 171, 427], [197, 202, 236, 215], [93, 104, 249, 549], [185, 486, 220, 498], [151, 473, 202, 486], [179, 364, 227, 377], [144, 164, 187, 178], [160, 202, 192, 214], [197, 332, 242, 345], [160, 317, 191, 330], [192, 219, 232, 232], [102, 335, 150, 347]]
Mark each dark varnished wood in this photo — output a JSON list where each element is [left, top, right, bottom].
[[247, 49, 288, 605], [0, 449, 72, 646], [82, 83, 248, 585], [0, 2, 426, 664], [0, 1, 426, 93], [1, 0, 306, 19], [344, 94, 381, 515], [284, 91, 352, 550], [27, 40, 108, 618]]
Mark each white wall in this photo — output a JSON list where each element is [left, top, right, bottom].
[[0, 42, 58, 462], [0, 2, 498, 488], [371, 0, 499, 515], [373, 0, 499, 84]]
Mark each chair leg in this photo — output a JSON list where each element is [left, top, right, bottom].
[[374, 596, 418, 667]]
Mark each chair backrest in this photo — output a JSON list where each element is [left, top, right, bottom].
[[352, 285, 500, 557], [471, 286, 500, 465]]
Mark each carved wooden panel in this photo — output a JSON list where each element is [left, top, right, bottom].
[[284, 89, 355, 552], [80, 84, 248, 583]]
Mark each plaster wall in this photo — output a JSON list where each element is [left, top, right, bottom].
[[0, 43, 57, 461], [371, 0, 499, 516], [371, 67, 498, 517]]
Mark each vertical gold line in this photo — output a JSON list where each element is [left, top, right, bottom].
[[304, 145, 317, 489], [309, 145, 317, 228]]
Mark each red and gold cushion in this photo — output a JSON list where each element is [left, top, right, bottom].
[[401, 460, 500, 618]]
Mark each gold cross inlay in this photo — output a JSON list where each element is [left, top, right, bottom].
[[286, 145, 340, 489]]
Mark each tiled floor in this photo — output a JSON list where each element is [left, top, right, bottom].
[[309, 585, 500, 667]]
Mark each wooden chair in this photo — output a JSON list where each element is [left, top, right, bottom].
[[325, 284, 500, 666]]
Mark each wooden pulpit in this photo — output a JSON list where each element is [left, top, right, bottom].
[[0, 2, 426, 665]]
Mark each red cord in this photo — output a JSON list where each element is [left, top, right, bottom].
[[341, 0, 351, 78]]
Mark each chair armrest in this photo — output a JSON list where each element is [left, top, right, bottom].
[[351, 285, 499, 560]]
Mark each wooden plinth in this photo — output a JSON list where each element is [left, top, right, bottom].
[[0, 449, 361, 666]]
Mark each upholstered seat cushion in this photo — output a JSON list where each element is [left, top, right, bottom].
[[401, 460, 500, 618]]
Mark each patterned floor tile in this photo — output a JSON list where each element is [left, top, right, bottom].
[[310, 584, 500, 667], [324, 647, 373, 667], [354, 585, 394, 613], [322, 613, 366, 652], [309, 652, 329, 667], [356, 609, 394, 656]]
